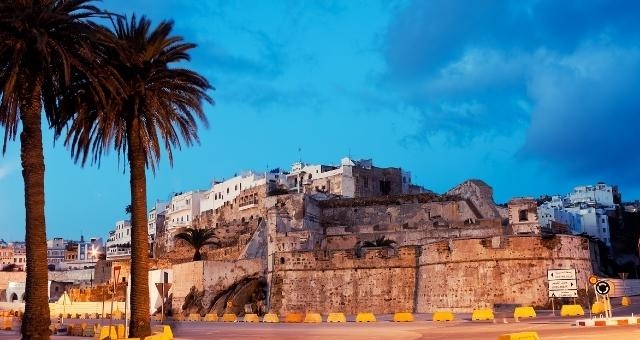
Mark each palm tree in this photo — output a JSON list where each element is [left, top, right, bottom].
[[362, 236, 397, 248], [0, 1, 113, 338], [63, 16, 212, 338], [174, 227, 218, 261]]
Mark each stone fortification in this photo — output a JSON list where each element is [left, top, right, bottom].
[[416, 235, 592, 312], [446, 179, 502, 219], [269, 246, 417, 315], [171, 259, 265, 315]]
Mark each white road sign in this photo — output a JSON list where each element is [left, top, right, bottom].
[[547, 269, 576, 281], [549, 290, 578, 298], [548, 279, 577, 291]]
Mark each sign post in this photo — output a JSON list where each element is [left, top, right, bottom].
[[110, 265, 121, 334], [547, 268, 577, 316]]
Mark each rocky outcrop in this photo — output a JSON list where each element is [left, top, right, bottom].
[[180, 276, 267, 316], [446, 180, 501, 219]]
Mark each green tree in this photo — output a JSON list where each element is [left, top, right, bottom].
[[63, 16, 212, 338], [0, 1, 112, 338], [362, 236, 397, 248], [174, 227, 218, 261]]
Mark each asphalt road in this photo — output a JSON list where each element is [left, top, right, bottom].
[[1, 298, 638, 340], [2, 315, 640, 340]]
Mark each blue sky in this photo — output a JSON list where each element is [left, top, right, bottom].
[[1, 0, 639, 242]]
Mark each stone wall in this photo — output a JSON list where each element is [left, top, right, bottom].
[[416, 235, 592, 312], [269, 246, 417, 315], [0, 271, 26, 290], [171, 259, 264, 312]]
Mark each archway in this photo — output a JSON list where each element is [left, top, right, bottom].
[[10, 293, 17, 302]]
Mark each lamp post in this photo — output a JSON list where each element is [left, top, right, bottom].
[[109, 265, 121, 334]]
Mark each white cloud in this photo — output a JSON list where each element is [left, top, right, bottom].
[[0, 162, 17, 180]]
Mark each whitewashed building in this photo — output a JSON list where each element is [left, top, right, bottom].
[[200, 171, 283, 213], [105, 220, 132, 260], [538, 183, 617, 248], [164, 191, 205, 248]]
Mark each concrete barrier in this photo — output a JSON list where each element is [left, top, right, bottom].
[[284, 312, 304, 323], [622, 296, 631, 306], [151, 324, 173, 340], [326, 312, 346, 323], [355, 312, 376, 323], [591, 301, 606, 314], [263, 313, 279, 323], [98, 325, 117, 340], [497, 331, 540, 340], [432, 311, 454, 322], [204, 313, 218, 322], [222, 313, 237, 322], [560, 304, 584, 317], [188, 313, 200, 322], [244, 314, 260, 322], [513, 307, 536, 319], [472, 309, 494, 321], [116, 324, 125, 339], [303, 313, 322, 323], [392, 312, 414, 322]]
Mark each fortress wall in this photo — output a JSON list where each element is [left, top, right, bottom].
[[416, 235, 592, 312], [269, 246, 417, 315], [171, 259, 264, 312]]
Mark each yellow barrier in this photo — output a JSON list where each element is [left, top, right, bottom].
[[152, 324, 173, 340], [143, 335, 163, 340], [204, 313, 218, 322], [98, 325, 117, 340], [432, 311, 454, 322], [622, 296, 631, 306], [591, 301, 605, 314], [303, 313, 322, 323], [243, 313, 260, 322], [188, 313, 200, 322], [326, 312, 346, 323], [284, 312, 304, 323], [116, 324, 126, 339], [513, 307, 536, 319], [222, 313, 237, 322], [173, 314, 185, 322], [393, 312, 414, 322], [263, 313, 279, 323], [472, 309, 494, 321], [497, 331, 540, 340], [560, 304, 584, 317], [355, 312, 376, 323]]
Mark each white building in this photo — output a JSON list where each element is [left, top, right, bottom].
[[148, 201, 169, 241], [200, 171, 284, 213], [105, 220, 132, 260], [538, 183, 617, 248], [165, 191, 205, 248], [47, 237, 66, 268]]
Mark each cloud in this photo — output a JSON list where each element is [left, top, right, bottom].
[[381, 0, 640, 181], [0, 162, 16, 180]]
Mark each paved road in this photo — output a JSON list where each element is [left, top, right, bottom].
[[1, 298, 638, 339], [2, 316, 640, 340]]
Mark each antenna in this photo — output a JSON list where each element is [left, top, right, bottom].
[[298, 147, 303, 163]]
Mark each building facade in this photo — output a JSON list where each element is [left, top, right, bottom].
[[106, 220, 132, 260]]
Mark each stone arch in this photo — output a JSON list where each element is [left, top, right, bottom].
[[21, 293, 26, 302], [10, 293, 18, 302]]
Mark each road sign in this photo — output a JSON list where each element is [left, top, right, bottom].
[[547, 269, 576, 281], [549, 290, 578, 298], [155, 282, 172, 297], [595, 281, 610, 295], [548, 279, 577, 291]]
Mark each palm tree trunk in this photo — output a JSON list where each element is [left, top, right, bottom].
[[19, 76, 51, 340], [126, 117, 151, 338]]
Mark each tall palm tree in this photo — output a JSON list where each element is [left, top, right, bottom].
[[0, 1, 113, 338], [63, 16, 212, 338], [174, 227, 218, 261]]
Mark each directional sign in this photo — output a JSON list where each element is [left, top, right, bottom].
[[549, 290, 578, 298], [595, 281, 611, 295], [547, 269, 576, 281], [549, 279, 577, 291], [155, 282, 172, 298]]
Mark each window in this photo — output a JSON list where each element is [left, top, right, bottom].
[[363, 177, 368, 188], [518, 210, 528, 222], [601, 218, 605, 223], [235, 185, 238, 191], [227, 188, 229, 194], [602, 228, 606, 232], [308, 174, 312, 180]]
